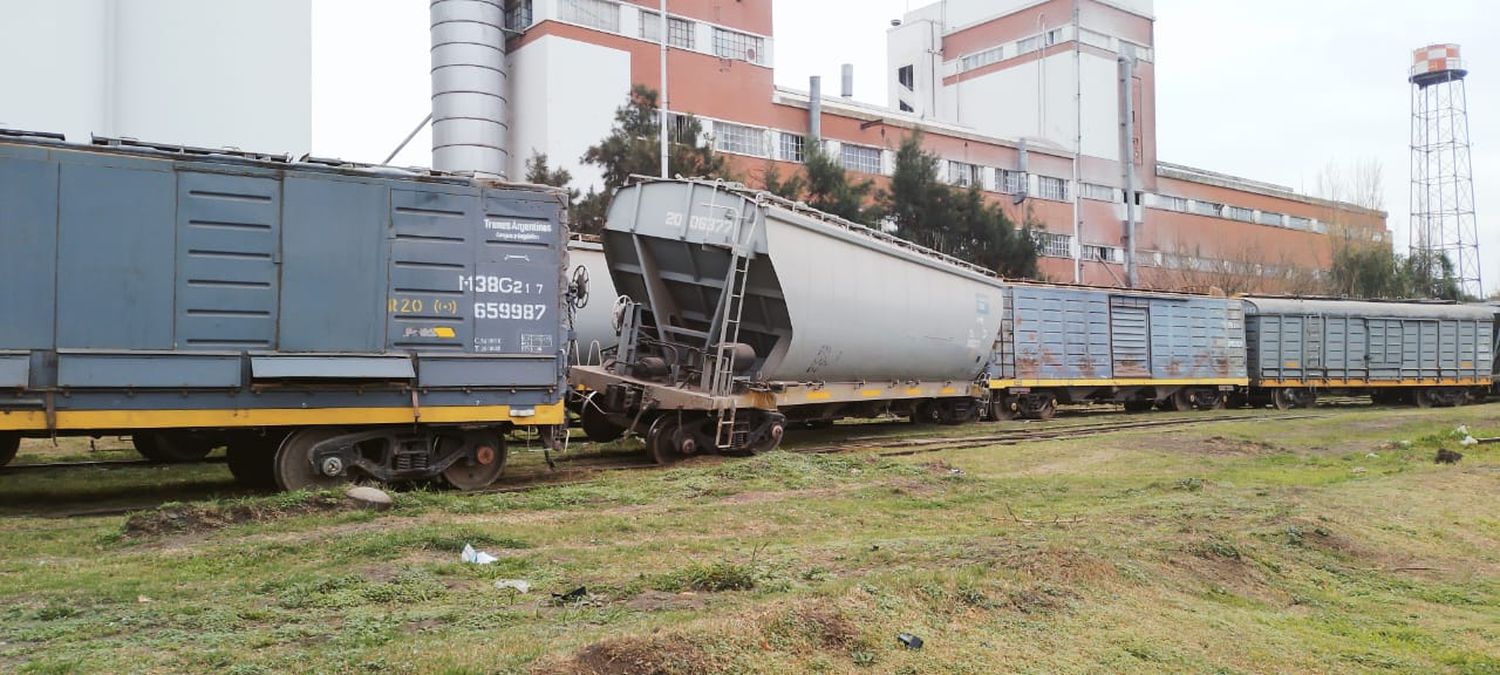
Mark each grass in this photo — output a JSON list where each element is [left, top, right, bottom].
[[0, 404, 1498, 672]]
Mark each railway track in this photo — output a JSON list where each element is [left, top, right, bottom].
[[0, 407, 1365, 520]]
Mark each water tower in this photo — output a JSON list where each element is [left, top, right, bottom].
[[1409, 44, 1480, 297]]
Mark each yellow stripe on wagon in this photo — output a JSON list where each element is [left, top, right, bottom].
[[0, 402, 567, 432]]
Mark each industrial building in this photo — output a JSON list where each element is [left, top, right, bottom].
[[505, 0, 1388, 287]]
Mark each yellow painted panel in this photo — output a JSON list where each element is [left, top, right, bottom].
[[805, 391, 833, 401], [0, 402, 566, 432]]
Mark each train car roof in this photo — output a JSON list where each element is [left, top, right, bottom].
[[0, 128, 565, 196], [1242, 296, 1494, 320]]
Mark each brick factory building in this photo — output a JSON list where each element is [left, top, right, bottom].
[[505, 0, 1387, 289]]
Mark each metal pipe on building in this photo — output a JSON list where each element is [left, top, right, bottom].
[[1118, 51, 1138, 288], [659, 0, 669, 178], [1071, 0, 1082, 284], [430, 0, 508, 178], [841, 64, 854, 98], [808, 76, 823, 143]]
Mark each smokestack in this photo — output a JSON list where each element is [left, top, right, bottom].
[[808, 76, 822, 143], [841, 64, 854, 98], [430, 0, 508, 178]]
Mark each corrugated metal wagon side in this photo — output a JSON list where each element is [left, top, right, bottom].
[[986, 284, 1248, 419], [569, 178, 1007, 462], [1242, 297, 1494, 408], [0, 133, 571, 489]]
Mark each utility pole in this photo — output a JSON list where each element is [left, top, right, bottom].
[[1118, 50, 1138, 288], [659, 0, 670, 178]]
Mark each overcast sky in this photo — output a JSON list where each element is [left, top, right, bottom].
[[314, 0, 1498, 293]]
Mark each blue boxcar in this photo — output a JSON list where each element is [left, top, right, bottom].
[[1243, 297, 1495, 408], [987, 283, 1247, 418], [0, 133, 570, 489]]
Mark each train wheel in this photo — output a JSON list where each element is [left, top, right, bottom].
[[910, 400, 944, 425], [133, 432, 216, 463], [579, 391, 626, 443], [0, 433, 18, 467], [226, 433, 286, 490], [1198, 391, 1228, 411], [748, 419, 785, 455], [988, 395, 1019, 421], [1028, 397, 1057, 421], [274, 428, 355, 492], [442, 431, 508, 491], [1167, 389, 1195, 412], [1225, 393, 1249, 409], [1271, 388, 1307, 411], [1414, 389, 1435, 409], [648, 418, 686, 465]]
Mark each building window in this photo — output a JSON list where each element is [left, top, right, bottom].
[[1082, 244, 1121, 263], [504, 1, 534, 31], [1035, 232, 1073, 258], [960, 46, 1003, 73], [1225, 205, 1254, 222], [1258, 211, 1284, 226], [897, 65, 914, 90], [558, 0, 618, 32], [1287, 215, 1312, 231], [948, 161, 981, 188], [1037, 176, 1068, 201], [1155, 195, 1188, 212], [1017, 35, 1041, 55], [840, 143, 882, 174], [638, 11, 694, 49], [713, 27, 766, 64], [1080, 183, 1115, 202], [899, 101, 915, 113], [777, 132, 805, 163], [713, 121, 766, 157], [1046, 28, 1062, 46], [665, 112, 699, 144], [1190, 200, 1223, 217], [998, 169, 1026, 195]]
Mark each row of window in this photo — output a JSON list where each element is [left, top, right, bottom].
[[957, 28, 1061, 73], [556, 0, 767, 65], [1152, 194, 1328, 233]]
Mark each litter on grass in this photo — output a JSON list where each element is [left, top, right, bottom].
[[461, 544, 498, 565]]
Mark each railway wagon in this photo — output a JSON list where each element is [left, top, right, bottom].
[[986, 284, 1248, 419], [1242, 297, 1494, 408], [569, 178, 1007, 462], [0, 132, 570, 489], [566, 238, 619, 367]]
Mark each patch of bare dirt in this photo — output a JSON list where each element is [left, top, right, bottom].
[[534, 634, 721, 675], [1197, 436, 1285, 456], [121, 493, 351, 537], [624, 590, 708, 613], [1002, 545, 1120, 585]]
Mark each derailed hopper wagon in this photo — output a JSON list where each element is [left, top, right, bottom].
[[570, 179, 1008, 462]]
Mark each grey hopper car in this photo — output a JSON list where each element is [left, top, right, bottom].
[[986, 283, 1248, 418], [569, 178, 1007, 462], [0, 132, 571, 489], [1242, 297, 1494, 408]]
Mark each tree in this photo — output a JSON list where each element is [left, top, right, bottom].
[[576, 85, 732, 232], [801, 143, 877, 225], [877, 132, 1038, 278], [760, 161, 806, 202], [525, 152, 576, 195]]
